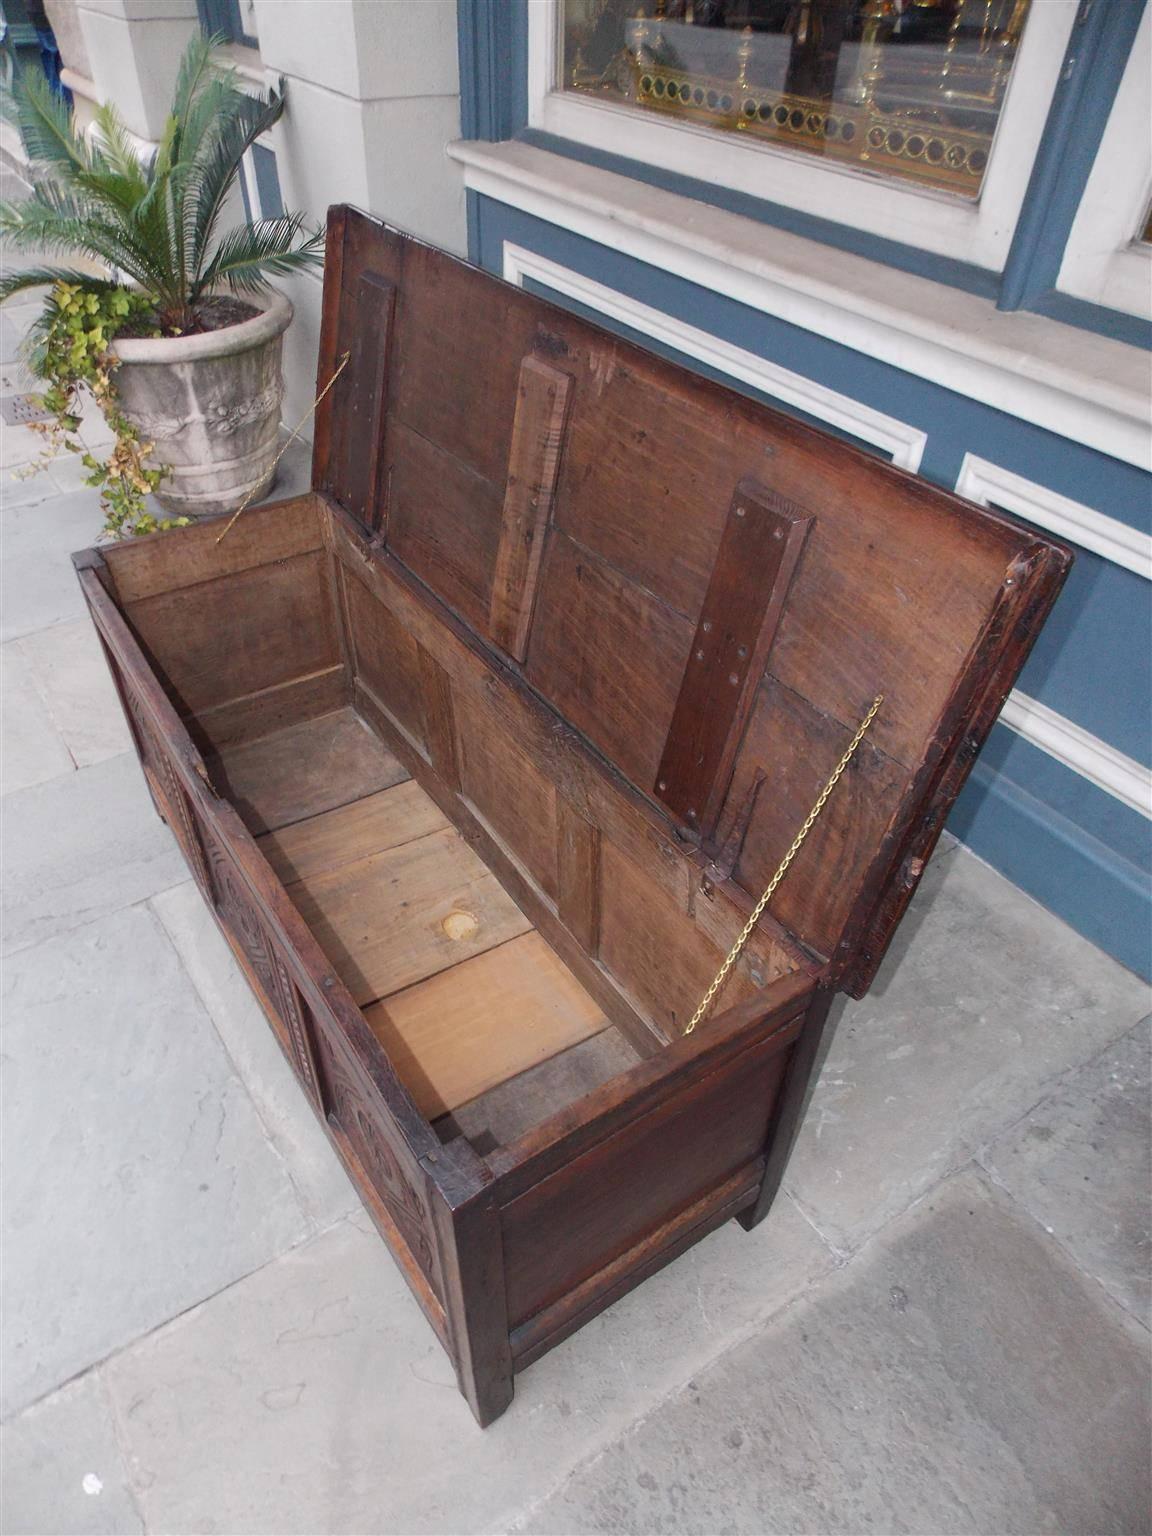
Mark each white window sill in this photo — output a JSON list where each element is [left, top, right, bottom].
[[448, 139, 1151, 472]]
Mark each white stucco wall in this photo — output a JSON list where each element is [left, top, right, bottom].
[[76, 0, 199, 141], [255, 0, 466, 424], [69, 0, 466, 432]]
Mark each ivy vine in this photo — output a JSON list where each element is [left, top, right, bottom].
[[20, 282, 188, 539]]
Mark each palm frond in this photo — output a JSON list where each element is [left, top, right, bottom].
[[184, 86, 284, 283], [0, 193, 165, 292], [196, 214, 324, 294], [9, 70, 90, 174], [0, 264, 107, 305], [3, 37, 314, 331], [89, 102, 151, 200], [169, 36, 235, 179]]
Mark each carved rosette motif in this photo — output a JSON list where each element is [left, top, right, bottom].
[[320, 1035, 441, 1296], [203, 823, 285, 1012], [123, 687, 211, 892], [272, 952, 323, 1109]]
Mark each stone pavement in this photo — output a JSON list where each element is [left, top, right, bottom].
[[2, 203, 1150, 1533]]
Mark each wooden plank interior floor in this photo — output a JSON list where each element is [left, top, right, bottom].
[[212, 708, 611, 1120]]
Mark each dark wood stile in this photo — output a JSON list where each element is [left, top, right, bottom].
[[489, 355, 573, 660], [656, 479, 811, 834], [311, 204, 347, 498], [75, 205, 1071, 1426]]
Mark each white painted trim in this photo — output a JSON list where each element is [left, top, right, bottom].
[[955, 455, 1152, 581], [450, 140, 1152, 471], [1000, 691, 1151, 821], [527, 0, 1077, 272], [502, 243, 926, 470], [1058, 7, 1152, 320], [956, 455, 1151, 819]]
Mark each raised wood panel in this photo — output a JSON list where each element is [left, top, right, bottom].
[[103, 496, 324, 605], [126, 549, 339, 716], [386, 420, 504, 633], [287, 823, 532, 1006], [499, 1027, 794, 1326], [527, 532, 695, 792], [309, 1010, 445, 1301], [454, 683, 560, 904], [344, 567, 426, 748], [553, 359, 736, 620], [730, 679, 912, 959], [556, 794, 601, 956], [390, 239, 546, 490], [752, 440, 1015, 771], [320, 227, 406, 512], [598, 839, 765, 1035], [363, 931, 607, 1119]]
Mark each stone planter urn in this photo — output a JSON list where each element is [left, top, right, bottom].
[[111, 291, 293, 520]]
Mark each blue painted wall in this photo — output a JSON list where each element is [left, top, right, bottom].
[[457, 4, 1152, 980]]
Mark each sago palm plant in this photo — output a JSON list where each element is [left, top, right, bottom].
[[0, 35, 323, 536], [0, 32, 323, 331]]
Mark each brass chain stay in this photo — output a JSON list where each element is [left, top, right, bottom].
[[684, 693, 884, 1035]]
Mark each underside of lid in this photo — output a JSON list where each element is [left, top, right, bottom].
[[310, 205, 1071, 996]]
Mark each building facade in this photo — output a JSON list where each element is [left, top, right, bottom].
[[18, 0, 1152, 978]]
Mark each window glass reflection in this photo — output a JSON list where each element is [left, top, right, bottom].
[[562, 1, 1032, 197]]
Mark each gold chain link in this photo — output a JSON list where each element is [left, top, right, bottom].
[[683, 693, 884, 1035]]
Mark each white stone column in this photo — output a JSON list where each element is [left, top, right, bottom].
[[254, 0, 466, 423], [75, 0, 200, 143]]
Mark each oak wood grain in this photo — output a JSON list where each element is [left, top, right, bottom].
[[364, 931, 607, 1119]]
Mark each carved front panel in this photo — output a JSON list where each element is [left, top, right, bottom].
[[312, 1021, 443, 1300], [199, 825, 324, 1100], [121, 682, 212, 894]]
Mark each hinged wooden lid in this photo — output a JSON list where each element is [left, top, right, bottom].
[[311, 207, 1071, 996]]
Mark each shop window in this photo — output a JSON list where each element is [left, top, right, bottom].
[[561, 0, 1030, 198], [196, 0, 258, 49], [240, 143, 284, 224]]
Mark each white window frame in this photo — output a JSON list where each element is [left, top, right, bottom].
[[1057, 5, 1152, 321], [528, 0, 1078, 272], [955, 453, 1152, 820]]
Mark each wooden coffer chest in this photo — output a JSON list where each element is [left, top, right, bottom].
[[75, 207, 1070, 1425]]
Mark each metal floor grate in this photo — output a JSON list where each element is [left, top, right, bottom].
[[0, 392, 53, 426]]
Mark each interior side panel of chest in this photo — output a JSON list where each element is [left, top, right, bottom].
[[313, 209, 1069, 983]]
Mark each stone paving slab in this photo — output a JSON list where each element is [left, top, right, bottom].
[[788, 848, 1151, 1252], [151, 879, 362, 1231], [14, 613, 133, 769], [0, 1371, 142, 1536], [1, 902, 314, 1419], [0, 487, 104, 643], [981, 1014, 1151, 1326], [98, 1196, 831, 1536], [516, 1170, 1152, 1536], [1, 640, 74, 794], [1, 750, 187, 956]]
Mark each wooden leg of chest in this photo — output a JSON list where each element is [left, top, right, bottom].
[[426, 1142, 515, 1427], [737, 985, 836, 1231]]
